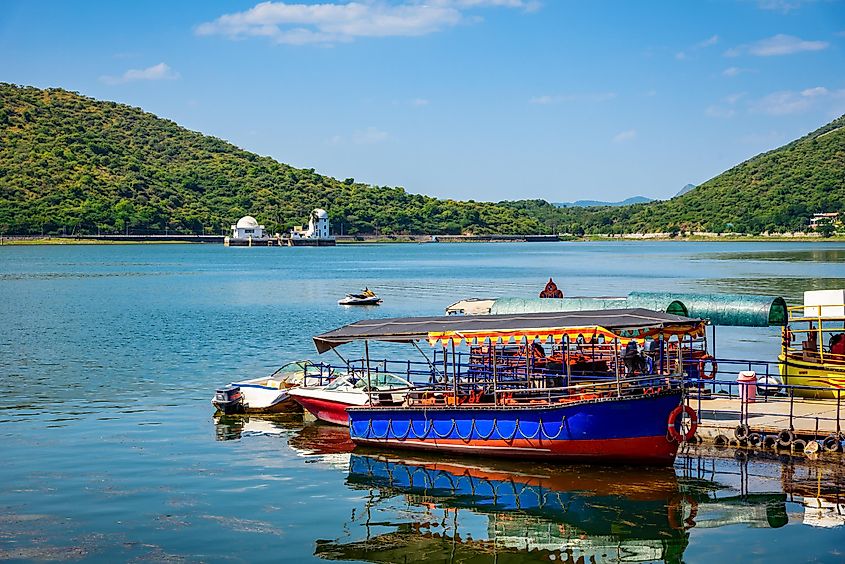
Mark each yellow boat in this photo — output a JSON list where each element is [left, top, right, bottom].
[[779, 290, 845, 398]]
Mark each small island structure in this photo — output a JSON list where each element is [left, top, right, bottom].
[[224, 215, 274, 246], [288, 208, 336, 246], [224, 210, 337, 247]]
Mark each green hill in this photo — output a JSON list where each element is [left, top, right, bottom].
[[506, 115, 845, 235], [0, 84, 545, 236], [2, 83, 841, 237]]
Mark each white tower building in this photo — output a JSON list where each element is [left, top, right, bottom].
[[305, 209, 331, 239]]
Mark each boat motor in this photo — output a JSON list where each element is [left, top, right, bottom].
[[213, 386, 245, 415]]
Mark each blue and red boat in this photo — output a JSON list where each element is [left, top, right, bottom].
[[312, 308, 705, 465]]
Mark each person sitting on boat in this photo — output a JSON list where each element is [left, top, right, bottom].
[[361, 287, 375, 297], [622, 339, 642, 375], [803, 329, 818, 360], [830, 333, 845, 361]]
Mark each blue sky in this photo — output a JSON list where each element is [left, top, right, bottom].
[[2, 1, 843, 202]]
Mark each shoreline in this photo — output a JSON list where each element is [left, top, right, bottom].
[[1, 234, 844, 246]]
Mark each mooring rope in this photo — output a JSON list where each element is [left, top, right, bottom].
[[455, 418, 475, 441], [500, 418, 519, 441], [516, 418, 542, 440], [539, 416, 568, 440], [432, 418, 457, 439], [372, 419, 392, 440], [475, 418, 497, 440], [389, 418, 413, 440]]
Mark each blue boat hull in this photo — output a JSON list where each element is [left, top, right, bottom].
[[348, 390, 684, 465]]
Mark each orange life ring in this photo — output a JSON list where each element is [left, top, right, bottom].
[[667, 404, 698, 442], [697, 354, 718, 380]]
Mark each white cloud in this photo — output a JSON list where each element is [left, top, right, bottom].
[[410, 97, 430, 106], [722, 66, 747, 77], [751, 86, 844, 115], [529, 92, 616, 105], [801, 86, 828, 97], [697, 35, 719, 48], [196, 1, 539, 45], [706, 105, 736, 118], [674, 51, 687, 61], [725, 34, 828, 57], [756, 0, 813, 13], [705, 93, 745, 118], [353, 126, 389, 144], [100, 62, 180, 85], [612, 129, 636, 143]]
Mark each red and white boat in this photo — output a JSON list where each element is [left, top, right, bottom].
[[288, 372, 412, 426]]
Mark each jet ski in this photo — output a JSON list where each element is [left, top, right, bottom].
[[338, 288, 382, 306]]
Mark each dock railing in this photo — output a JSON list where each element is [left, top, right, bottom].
[[684, 357, 843, 443]]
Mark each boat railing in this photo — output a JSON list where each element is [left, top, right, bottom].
[[323, 349, 693, 406], [787, 303, 845, 322], [399, 373, 685, 407]]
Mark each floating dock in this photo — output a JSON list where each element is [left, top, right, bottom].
[[690, 392, 843, 451]]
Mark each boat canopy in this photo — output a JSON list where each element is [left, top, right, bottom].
[[486, 293, 786, 327], [313, 308, 705, 353]]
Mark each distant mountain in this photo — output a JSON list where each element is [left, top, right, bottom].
[[554, 196, 653, 208], [674, 184, 696, 197], [505, 114, 845, 234]]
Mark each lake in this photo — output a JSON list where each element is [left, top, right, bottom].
[[1, 241, 844, 563]]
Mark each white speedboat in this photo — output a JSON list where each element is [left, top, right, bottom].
[[288, 372, 411, 426], [338, 288, 382, 306], [212, 360, 319, 414]]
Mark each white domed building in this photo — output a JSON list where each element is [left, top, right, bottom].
[[230, 216, 267, 240]]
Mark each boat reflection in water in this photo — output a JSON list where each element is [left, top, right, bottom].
[[213, 414, 301, 441], [317, 453, 694, 563], [215, 418, 843, 562]]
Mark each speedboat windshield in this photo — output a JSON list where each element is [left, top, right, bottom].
[[323, 372, 409, 391]]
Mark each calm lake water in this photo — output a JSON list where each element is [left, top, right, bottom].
[[1, 241, 845, 563]]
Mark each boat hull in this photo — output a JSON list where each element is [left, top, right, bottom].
[[338, 297, 382, 306], [779, 355, 845, 399], [292, 396, 354, 425], [348, 391, 683, 465]]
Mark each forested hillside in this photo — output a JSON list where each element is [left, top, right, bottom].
[[504, 115, 845, 235], [0, 84, 545, 235], [1, 83, 841, 236]]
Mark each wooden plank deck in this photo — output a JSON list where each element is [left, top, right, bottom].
[[690, 394, 844, 439]]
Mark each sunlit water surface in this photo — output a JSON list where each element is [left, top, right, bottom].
[[1, 241, 844, 563]]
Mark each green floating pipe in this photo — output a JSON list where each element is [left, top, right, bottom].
[[489, 297, 688, 317], [488, 293, 785, 327], [628, 292, 787, 327]]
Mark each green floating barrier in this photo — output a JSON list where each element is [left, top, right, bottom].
[[628, 292, 787, 327], [489, 297, 688, 317], [488, 293, 786, 327]]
